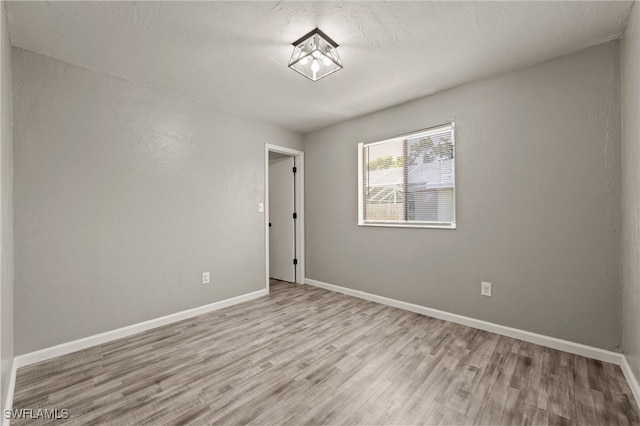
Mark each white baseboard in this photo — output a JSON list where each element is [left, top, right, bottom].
[[621, 356, 640, 407], [305, 278, 622, 365], [2, 358, 16, 426], [14, 289, 267, 369]]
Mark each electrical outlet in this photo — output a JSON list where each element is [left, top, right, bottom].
[[481, 282, 492, 297], [202, 272, 210, 284]]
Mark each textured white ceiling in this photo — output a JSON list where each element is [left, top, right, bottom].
[[6, 1, 633, 134]]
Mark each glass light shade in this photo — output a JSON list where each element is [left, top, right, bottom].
[[288, 28, 343, 82]]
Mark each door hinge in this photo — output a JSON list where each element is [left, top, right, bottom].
[[292, 166, 297, 174], [293, 212, 297, 219], [293, 258, 298, 265]]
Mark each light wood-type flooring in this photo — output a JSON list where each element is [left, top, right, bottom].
[[11, 280, 640, 425]]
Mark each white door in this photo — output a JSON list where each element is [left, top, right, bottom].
[[269, 155, 295, 282]]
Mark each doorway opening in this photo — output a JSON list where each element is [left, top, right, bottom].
[[265, 144, 304, 294]]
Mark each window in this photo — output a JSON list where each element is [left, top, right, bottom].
[[358, 123, 455, 229]]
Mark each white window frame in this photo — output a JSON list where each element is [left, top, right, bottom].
[[358, 123, 456, 229]]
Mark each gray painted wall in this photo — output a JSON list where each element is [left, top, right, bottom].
[[303, 41, 621, 350], [12, 48, 302, 355], [0, 2, 13, 411], [622, 3, 640, 381]]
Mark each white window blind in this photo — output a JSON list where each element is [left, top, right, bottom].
[[358, 123, 456, 229]]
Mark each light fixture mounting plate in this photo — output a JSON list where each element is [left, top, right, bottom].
[[291, 28, 339, 48]]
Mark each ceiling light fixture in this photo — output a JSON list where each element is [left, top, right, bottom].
[[288, 28, 343, 82]]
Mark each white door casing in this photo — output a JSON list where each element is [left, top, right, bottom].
[[268, 155, 295, 282], [264, 144, 304, 293]]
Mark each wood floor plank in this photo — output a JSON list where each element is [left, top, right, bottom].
[[10, 280, 640, 425]]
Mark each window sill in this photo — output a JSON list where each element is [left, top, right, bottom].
[[358, 222, 456, 230]]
